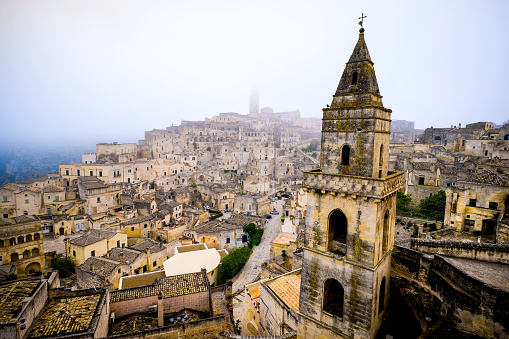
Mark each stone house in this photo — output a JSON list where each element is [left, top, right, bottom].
[[0, 215, 45, 276], [0, 185, 17, 219], [234, 194, 271, 216], [66, 229, 128, 266], [78, 177, 124, 215], [14, 187, 42, 217], [119, 215, 155, 238]]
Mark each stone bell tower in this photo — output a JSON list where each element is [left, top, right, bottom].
[[297, 25, 404, 339]]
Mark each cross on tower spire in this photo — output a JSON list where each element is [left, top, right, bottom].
[[358, 13, 367, 27]]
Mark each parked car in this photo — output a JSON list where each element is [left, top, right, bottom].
[[270, 210, 279, 215], [264, 214, 272, 219]]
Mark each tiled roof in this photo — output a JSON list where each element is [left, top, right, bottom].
[[42, 186, 64, 193], [106, 247, 141, 263], [0, 280, 40, 323], [129, 239, 165, 253], [79, 256, 122, 277], [110, 271, 208, 303], [70, 229, 118, 247], [13, 215, 38, 223], [267, 274, 301, 312], [120, 215, 152, 226], [29, 294, 102, 338], [192, 213, 264, 234]]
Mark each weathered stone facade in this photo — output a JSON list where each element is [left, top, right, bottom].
[[296, 27, 403, 339]]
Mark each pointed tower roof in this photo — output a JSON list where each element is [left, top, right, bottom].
[[334, 28, 380, 98], [347, 28, 372, 64]]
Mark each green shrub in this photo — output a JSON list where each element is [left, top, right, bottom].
[[51, 256, 76, 278], [219, 246, 253, 280]]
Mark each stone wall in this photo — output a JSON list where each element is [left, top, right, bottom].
[[410, 238, 509, 263], [391, 245, 509, 338], [107, 315, 227, 339], [218, 332, 297, 339]]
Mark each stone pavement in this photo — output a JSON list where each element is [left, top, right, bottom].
[[232, 200, 284, 294]]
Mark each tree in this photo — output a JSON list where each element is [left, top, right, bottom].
[[419, 190, 446, 221], [396, 191, 412, 212], [51, 256, 76, 278], [243, 223, 264, 247], [219, 246, 252, 280]]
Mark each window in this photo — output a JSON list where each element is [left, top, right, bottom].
[[3, 214, 7, 218], [153, 261, 157, 267], [351, 71, 358, 85], [242, 235, 248, 242], [90, 171, 93, 176], [328, 210, 347, 251], [97, 197, 101, 203], [323, 279, 344, 317], [131, 227, 135, 231], [91, 250, 95, 257], [65, 170, 69, 175], [77, 170, 80, 176], [379, 277, 386, 314], [382, 211, 390, 253], [418, 177, 425, 185], [340, 145, 350, 166], [99, 171, 102, 177], [489, 202, 499, 210], [143, 265, 147, 273], [469, 199, 477, 207], [23, 211, 28, 215], [55, 196, 59, 201], [81, 223, 85, 230], [25, 199, 29, 204], [223, 195, 227, 200], [144, 224, 147, 228], [73, 250, 76, 257], [117, 240, 120, 247], [3, 197, 7, 202], [226, 237, 230, 244]]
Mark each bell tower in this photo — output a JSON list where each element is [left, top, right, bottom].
[[297, 25, 403, 339]]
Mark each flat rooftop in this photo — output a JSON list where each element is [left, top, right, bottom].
[[272, 232, 296, 245], [443, 257, 509, 291]]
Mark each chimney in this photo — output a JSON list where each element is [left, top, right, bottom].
[[458, 123, 462, 129], [157, 292, 164, 327]]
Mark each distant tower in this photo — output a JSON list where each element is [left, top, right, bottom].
[[297, 25, 404, 338], [249, 86, 259, 116]]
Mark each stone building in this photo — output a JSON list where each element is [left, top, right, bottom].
[[297, 26, 403, 338], [66, 229, 127, 266], [0, 215, 45, 277]]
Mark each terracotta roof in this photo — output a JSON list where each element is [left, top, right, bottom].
[[42, 185, 64, 193], [110, 271, 208, 303], [105, 247, 141, 263], [129, 239, 165, 253], [29, 294, 102, 337], [267, 274, 301, 312], [0, 280, 40, 323], [70, 229, 118, 247]]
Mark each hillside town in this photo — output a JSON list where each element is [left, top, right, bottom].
[[1, 27, 508, 339]]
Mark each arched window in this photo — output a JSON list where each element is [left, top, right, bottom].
[[352, 72, 358, 85], [11, 252, 19, 262], [340, 145, 350, 166], [379, 277, 386, 314], [10, 238, 16, 246], [0, 240, 3, 248], [323, 279, 344, 317], [23, 250, 30, 259], [26, 234, 32, 242], [382, 210, 390, 253], [328, 210, 347, 252], [18, 236, 24, 244], [34, 233, 41, 240], [32, 248, 39, 257]]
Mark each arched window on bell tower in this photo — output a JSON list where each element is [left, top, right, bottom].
[[378, 276, 386, 314], [382, 210, 390, 253], [328, 209, 347, 253], [352, 71, 358, 85], [340, 145, 350, 166], [323, 279, 344, 317]]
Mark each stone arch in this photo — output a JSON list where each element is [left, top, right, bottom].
[[23, 250, 30, 259], [382, 210, 390, 253], [26, 234, 32, 242], [34, 233, 41, 241], [379, 276, 386, 314], [340, 144, 350, 166], [32, 248, 39, 257], [11, 252, 19, 262], [25, 262, 41, 275], [323, 278, 344, 317], [18, 236, 25, 244], [328, 209, 347, 252]]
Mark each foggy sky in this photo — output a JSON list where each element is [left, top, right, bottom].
[[1, 0, 508, 149]]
